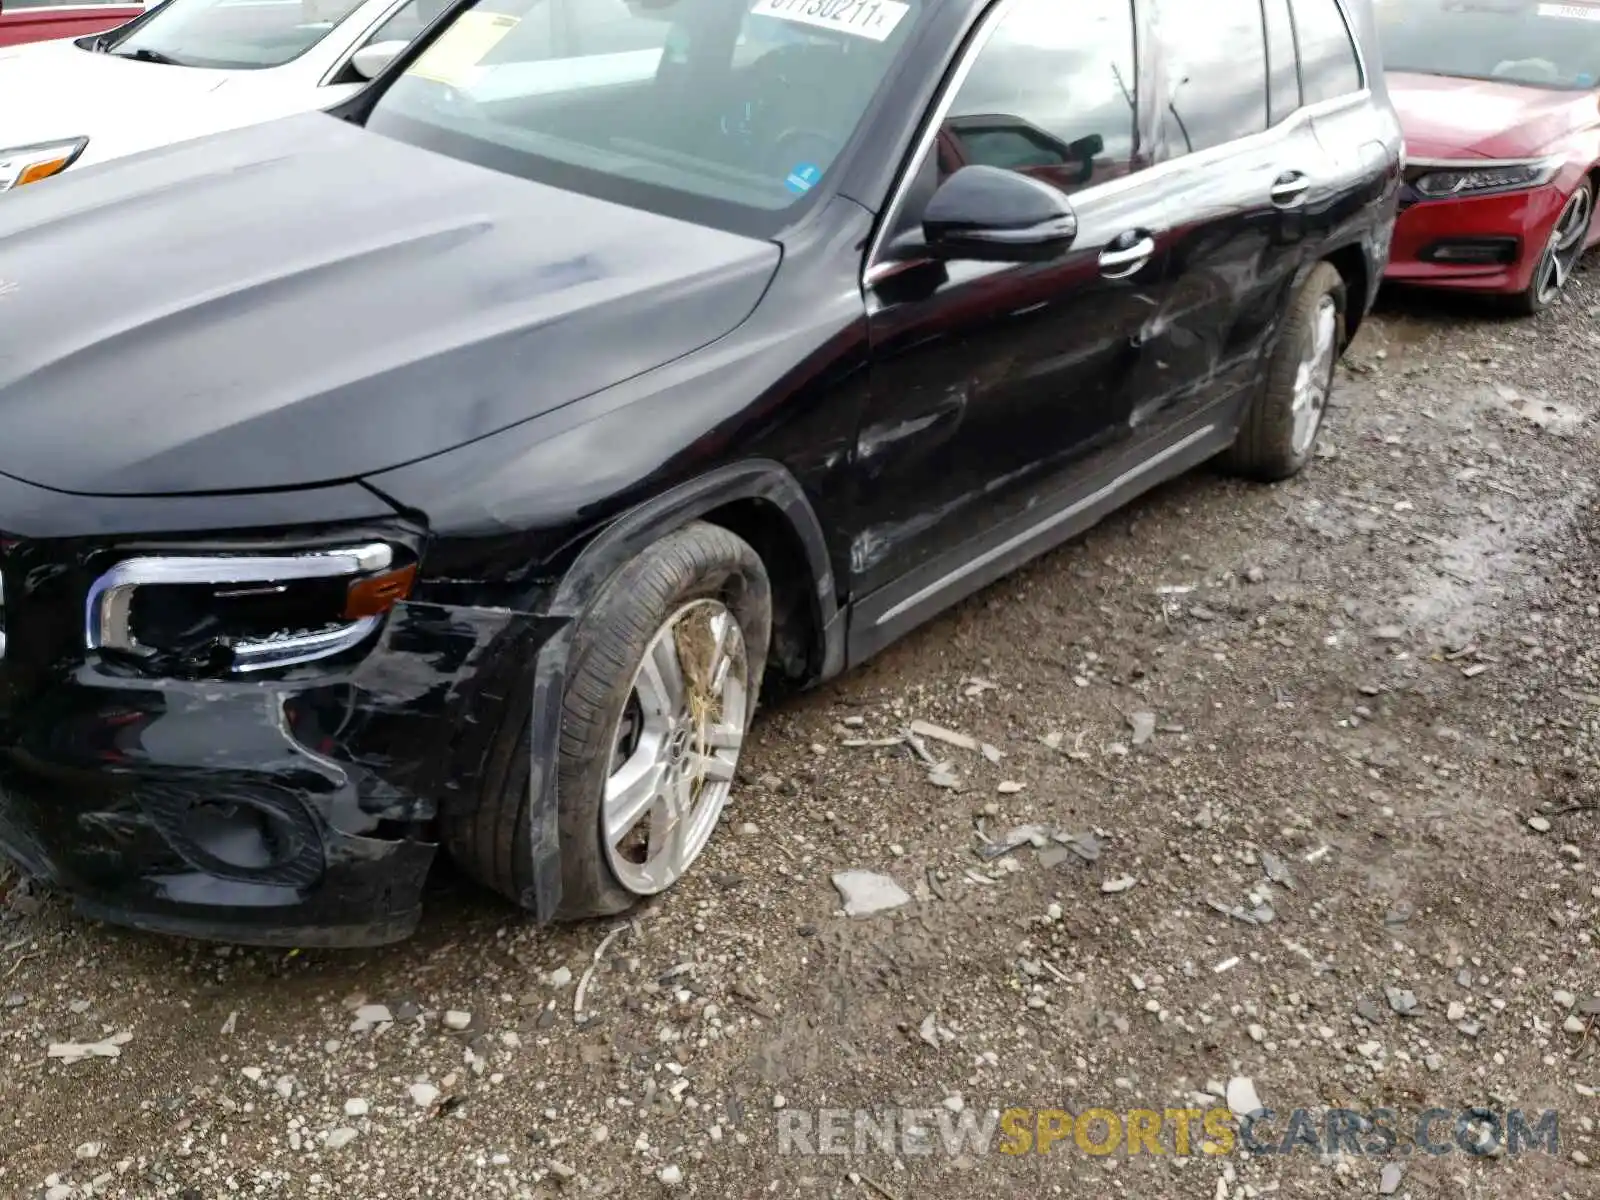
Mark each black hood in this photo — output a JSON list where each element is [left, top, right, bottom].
[[0, 114, 780, 497]]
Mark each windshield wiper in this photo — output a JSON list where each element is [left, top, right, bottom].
[[113, 47, 185, 65]]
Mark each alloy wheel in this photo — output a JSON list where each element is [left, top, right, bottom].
[[1290, 294, 1339, 457], [1534, 186, 1593, 308], [602, 599, 749, 895]]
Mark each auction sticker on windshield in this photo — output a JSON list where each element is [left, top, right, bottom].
[[1538, 2, 1600, 19], [408, 10, 520, 87], [747, 0, 911, 42]]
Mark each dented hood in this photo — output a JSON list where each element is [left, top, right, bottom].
[[0, 114, 779, 497]]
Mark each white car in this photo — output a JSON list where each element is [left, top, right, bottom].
[[0, 0, 443, 190], [0, 0, 810, 193]]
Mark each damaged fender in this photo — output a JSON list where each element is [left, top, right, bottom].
[[517, 459, 843, 921]]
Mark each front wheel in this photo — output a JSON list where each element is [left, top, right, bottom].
[[1222, 261, 1346, 482], [1509, 180, 1593, 316], [445, 522, 771, 920]]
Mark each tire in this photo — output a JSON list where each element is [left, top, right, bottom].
[[1508, 180, 1593, 317], [445, 522, 771, 920], [1222, 261, 1346, 482]]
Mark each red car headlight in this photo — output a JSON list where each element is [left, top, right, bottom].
[[1411, 155, 1564, 199]]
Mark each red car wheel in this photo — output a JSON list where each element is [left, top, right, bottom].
[[1513, 180, 1594, 315]]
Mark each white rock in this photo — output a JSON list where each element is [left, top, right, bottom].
[[831, 871, 910, 918], [1101, 875, 1137, 894], [1565, 1015, 1587, 1034], [241, 1067, 263, 1083], [1379, 1162, 1404, 1194], [75, 1141, 104, 1160], [344, 1098, 369, 1117], [408, 1082, 440, 1108], [1528, 816, 1552, 833], [1555, 990, 1577, 1009], [1447, 1001, 1467, 1022], [658, 1164, 684, 1187], [45, 1187, 73, 1200], [1226, 1076, 1263, 1118], [1129, 711, 1157, 746], [442, 1010, 473, 1031], [546, 967, 573, 988], [324, 1127, 359, 1150], [352, 1004, 393, 1025]]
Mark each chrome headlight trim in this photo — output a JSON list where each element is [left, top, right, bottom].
[[85, 542, 393, 672], [1409, 154, 1566, 199]]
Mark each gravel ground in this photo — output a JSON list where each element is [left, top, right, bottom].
[[3, 264, 1600, 1200]]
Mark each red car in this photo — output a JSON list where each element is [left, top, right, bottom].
[[1379, 0, 1600, 313], [0, 0, 143, 47]]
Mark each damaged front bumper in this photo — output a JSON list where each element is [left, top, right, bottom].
[[0, 477, 567, 947]]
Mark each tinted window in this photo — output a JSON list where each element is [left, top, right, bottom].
[[939, 0, 1137, 196], [1155, 0, 1269, 156], [366, 0, 927, 236], [1263, 0, 1303, 124], [1291, 0, 1362, 102]]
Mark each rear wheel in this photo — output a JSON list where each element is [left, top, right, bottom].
[[444, 522, 771, 920], [1510, 180, 1593, 316], [1222, 261, 1345, 482]]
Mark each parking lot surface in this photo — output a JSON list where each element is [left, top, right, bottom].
[[3, 270, 1600, 1200]]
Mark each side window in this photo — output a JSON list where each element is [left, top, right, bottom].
[[1154, 0, 1268, 156], [1263, 0, 1302, 125], [4, 0, 137, 7], [359, 0, 447, 51], [1289, 0, 1363, 104], [937, 0, 1137, 198]]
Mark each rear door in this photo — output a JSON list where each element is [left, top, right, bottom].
[[1291, 0, 1397, 238], [1129, 0, 1330, 433]]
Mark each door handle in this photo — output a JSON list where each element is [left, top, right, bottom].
[[1099, 235, 1155, 280], [1271, 172, 1311, 208]]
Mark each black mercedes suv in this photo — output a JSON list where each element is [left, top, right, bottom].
[[0, 0, 1402, 945]]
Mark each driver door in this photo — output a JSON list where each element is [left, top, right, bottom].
[[849, 0, 1174, 618]]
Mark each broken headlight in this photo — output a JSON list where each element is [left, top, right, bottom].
[[85, 538, 419, 674]]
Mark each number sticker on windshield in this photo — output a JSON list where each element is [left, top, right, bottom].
[[1538, 2, 1600, 20], [407, 11, 520, 87], [748, 0, 911, 42]]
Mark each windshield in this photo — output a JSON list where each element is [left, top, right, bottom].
[[1376, 0, 1600, 89], [364, 0, 924, 234], [102, 0, 371, 69]]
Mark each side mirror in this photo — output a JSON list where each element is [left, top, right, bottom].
[[1067, 133, 1103, 185], [919, 165, 1077, 264], [351, 39, 410, 80]]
